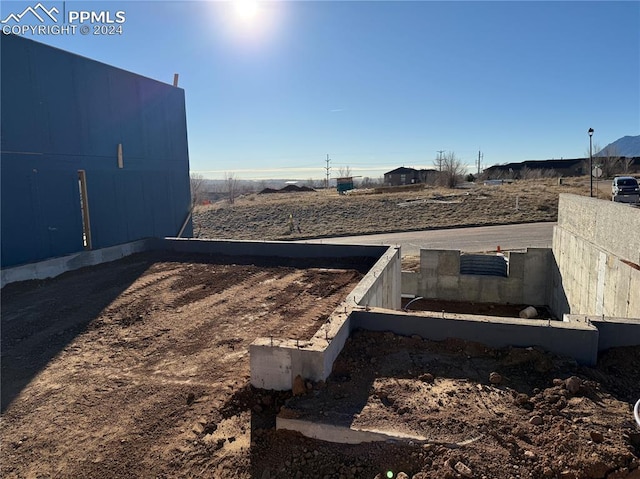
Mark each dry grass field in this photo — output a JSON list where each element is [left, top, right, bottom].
[[193, 178, 589, 242]]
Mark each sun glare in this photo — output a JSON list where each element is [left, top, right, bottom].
[[219, 0, 283, 45], [234, 0, 259, 22]]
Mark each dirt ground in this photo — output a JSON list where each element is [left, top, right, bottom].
[[282, 331, 640, 479], [2, 251, 639, 479], [192, 179, 587, 241], [1, 251, 366, 478]]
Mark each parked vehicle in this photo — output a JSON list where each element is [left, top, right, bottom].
[[611, 176, 640, 203]]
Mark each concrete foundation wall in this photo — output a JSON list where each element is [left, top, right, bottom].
[[1, 239, 153, 288], [249, 311, 355, 390], [551, 195, 640, 318], [557, 195, 640, 264], [161, 239, 401, 320], [145, 240, 405, 391], [352, 309, 599, 366], [2, 237, 393, 288], [161, 238, 391, 261], [566, 315, 640, 352], [403, 248, 551, 306], [248, 342, 295, 390], [250, 245, 402, 390], [350, 246, 402, 310]]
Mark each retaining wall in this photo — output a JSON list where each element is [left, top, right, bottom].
[[550, 195, 640, 318]]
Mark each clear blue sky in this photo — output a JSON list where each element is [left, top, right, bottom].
[[3, 1, 639, 180]]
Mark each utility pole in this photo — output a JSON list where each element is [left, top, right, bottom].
[[588, 128, 594, 197], [477, 150, 483, 175], [436, 150, 445, 171], [325, 154, 331, 189]]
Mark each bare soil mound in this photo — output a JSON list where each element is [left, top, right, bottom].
[[259, 184, 316, 194]]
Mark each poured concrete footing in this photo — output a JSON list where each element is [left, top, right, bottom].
[[277, 417, 432, 445]]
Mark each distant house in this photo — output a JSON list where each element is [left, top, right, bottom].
[[384, 167, 440, 186], [484, 157, 640, 179], [484, 158, 585, 179], [611, 157, 640, 174]]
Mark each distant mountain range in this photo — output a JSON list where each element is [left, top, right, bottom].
[[596, 135, 640, 157]]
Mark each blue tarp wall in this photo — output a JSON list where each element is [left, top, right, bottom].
[[1, 34, 192, 268]]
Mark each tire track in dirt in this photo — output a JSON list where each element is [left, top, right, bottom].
[[31, 258, 362, 393], [95, 269, 181, 329]]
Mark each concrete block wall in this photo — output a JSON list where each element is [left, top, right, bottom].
[[551, 195, 640, 318], [402, 248, 552, 307]]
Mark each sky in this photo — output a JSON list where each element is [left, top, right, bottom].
[[2, 0, 639, 180]]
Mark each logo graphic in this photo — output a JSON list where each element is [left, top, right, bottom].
[[1, 2, 125, 36], [1, 2, 59, 23]]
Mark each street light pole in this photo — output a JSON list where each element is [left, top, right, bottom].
[[588, 128, 594, 197]]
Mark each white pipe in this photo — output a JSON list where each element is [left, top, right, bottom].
[[634, 398, 640, 428], [403, 296, 424, 312], [177, 208, 193, 238], [519, 306, 538, 319]]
